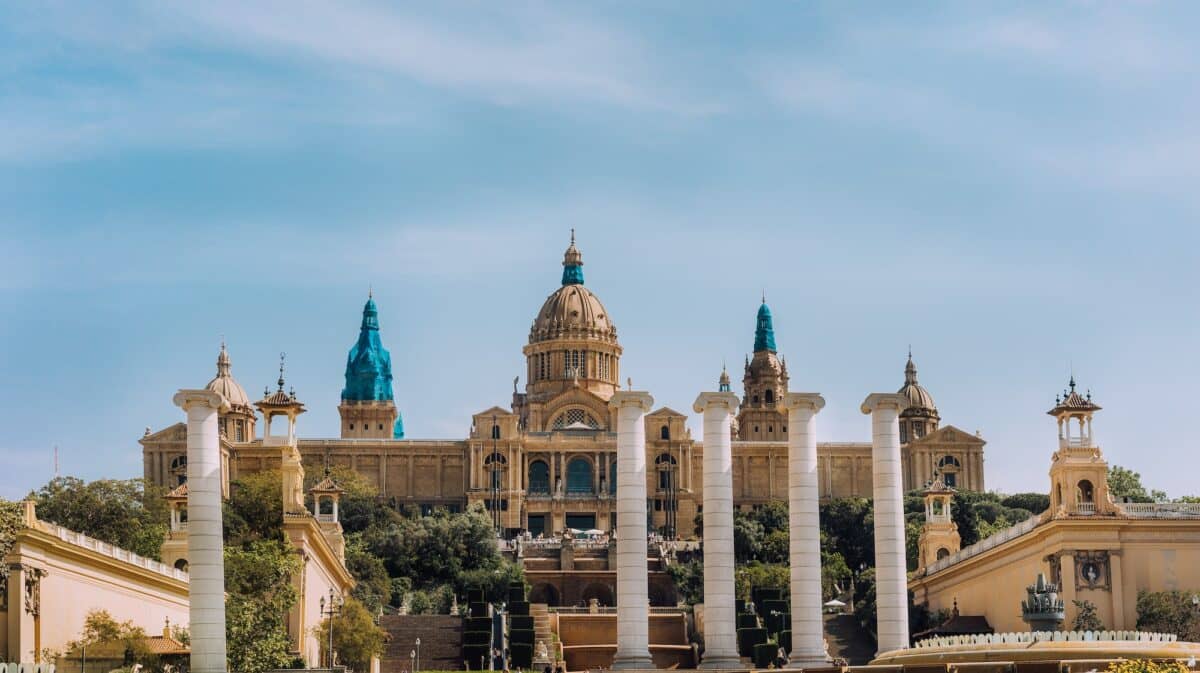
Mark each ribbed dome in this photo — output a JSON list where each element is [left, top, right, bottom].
[[529, 234, 618, 344], [530, 283, 617, 344], [206, 343, 251, 409], [898, 353, 937, 414]]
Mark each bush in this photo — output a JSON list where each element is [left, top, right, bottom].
[[509, 642, 533, 669], [462, 645, 491, 670], [736, 627, 767, 657], [463, 630, 491, 646], [753, 642, 777, 669], [409, 590, 433, 615]]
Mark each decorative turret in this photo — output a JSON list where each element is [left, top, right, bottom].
[[898, 349, 940, 443], [339, 293, 401, 439], [310, 474, 346, 562], [1046, 378, 1114, 517], [918, 473, 961, 570], [1020, 573, 1065, 632], [205, 341, 257, 442], [718, 365, 731, 393], [737, 296, 789, 440]]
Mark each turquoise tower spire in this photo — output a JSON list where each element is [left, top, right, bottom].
[[754, 296, 777, 353], [341, 293, 395, 402], [561, 228, 584, 285]]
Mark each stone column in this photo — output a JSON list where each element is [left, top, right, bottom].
[[860, 393, 910, 655], [610, 390, 655, 670], [693, 391, 741, 669], [174, 389, 230, 673], [780, 393, 828, 666]]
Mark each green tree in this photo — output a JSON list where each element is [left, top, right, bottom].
[[760, 529, 790, 564], [225, 538, 301, 673], [33, 477, 168, 559], [821, 498, 874, 573], [1136, 590, 1200, 641], [666, 559, 703, 606], [225, 470, 284, 543], [0, 498, 25, 589], [315, 597, 386, 672], [753, 500, 789, 535], [346, 535, 392, 615], [1072, 599, 1105, 631], [65, 609, 152, 667], [733, 512, 764, 563], [1108, 465, 1154, 503], [1001, 493, 1050, 514], [735, 562, 788, 602]]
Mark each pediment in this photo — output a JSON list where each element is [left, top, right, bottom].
[[916, 424, 985, 446], [472, 405, 515, 419], [648, 406, 687, 418], [140, 422, 186, 444]]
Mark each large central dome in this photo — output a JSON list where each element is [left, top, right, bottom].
[[529, 234, 618, 344]]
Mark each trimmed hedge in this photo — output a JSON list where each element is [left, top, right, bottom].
[[736, 627, 767, 657], [509, 615, 534, 631], [469, 602, 489, 618], [510, 628, 536, 646], [764, 610, 789, 635], [510, 642, 533, 669], [463, 644, 490, 670], [753, 642, 777, 669], [465, 616, 491, 632], [463, 630, 491, 646], [736, 613, 759, 629], [778, 630, 791, 654], [467, 588, 485, 605], [508, 601, 530, 616]]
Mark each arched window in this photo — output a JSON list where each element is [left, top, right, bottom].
[[660, 425, 670, 440], [753, 395, 760, 404], [938, 455, 961, 487], [1077, 479, 1095, 504], [936, 548, 950, 560], [566, 457, 593, 495], [174, 558, 189, 571], [528, 460, 550, 494], [492, 424, 501, 440], [552, 409, 600, 430], [765, 389, 775, 404]]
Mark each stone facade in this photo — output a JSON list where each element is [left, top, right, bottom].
[[141, 235, 988, 541]]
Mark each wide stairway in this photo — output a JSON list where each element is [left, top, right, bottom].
[[823, 612, 876, 666], [530, 603, 553, 655], [380, 614, 464, 672]]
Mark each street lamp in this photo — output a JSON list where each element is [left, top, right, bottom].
[[415, 637, 421, 673], [319, 590, 344, 669], [410, 650, 416, 673]]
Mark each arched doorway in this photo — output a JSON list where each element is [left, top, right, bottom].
[[529, 583, 561, 607], [580, 582, 615, 607]]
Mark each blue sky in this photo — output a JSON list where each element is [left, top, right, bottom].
[[1, 2, 1197, 499]]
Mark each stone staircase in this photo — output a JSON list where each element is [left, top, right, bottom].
[[530, 603, 553, 656], [380, 614, 464, 672], [823, 612, 876, 666]]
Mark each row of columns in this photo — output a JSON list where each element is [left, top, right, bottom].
[[613, 388, 913, 669]]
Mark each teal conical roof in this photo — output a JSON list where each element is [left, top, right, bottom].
[[754, 301, 777, 353], [393, 412, 405, 439], [341, 295, 394, 401], [561, 229, 584, 286]]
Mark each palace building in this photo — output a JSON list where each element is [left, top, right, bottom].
[[141, 234, 987, 540]]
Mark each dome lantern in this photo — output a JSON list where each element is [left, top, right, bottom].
[[561, 228, 584, 286]]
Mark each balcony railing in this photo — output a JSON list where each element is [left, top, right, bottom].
[[1121, 502, 1200, 518], [1073, 502, 1096, 515]]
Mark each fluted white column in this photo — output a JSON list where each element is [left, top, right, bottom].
[[693, 391, 741, 669], [610, 390, 655, 670], [174, 389, 230, 673], [861, 393, 911, 655], [780, 393, 828, 666]]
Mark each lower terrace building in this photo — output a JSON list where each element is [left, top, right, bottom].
[[142, 234, 986, 540]]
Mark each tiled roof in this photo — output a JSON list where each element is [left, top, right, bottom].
[[166, 483, 188, 499]]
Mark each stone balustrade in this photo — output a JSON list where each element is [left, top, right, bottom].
[[38, 521, 188, 581], [915, 630, 1179, 648]]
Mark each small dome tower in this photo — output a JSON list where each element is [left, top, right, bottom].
[[338, 292, 402, 439], [205, 341, 257, 442], [737, 295, 789, 440], [898, 350, 939, 443]]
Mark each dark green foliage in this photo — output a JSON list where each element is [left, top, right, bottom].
[[1137, 590, 1200, 641], [753, 642, 777, 668], [224, 538, 302, 673], [734, 511, 764, 563], [755, 500, 790, 535], [667, 558, 703, 605], [509, 628, 535, 645], [736, 627, 767, 657], [508, 601, 530, 616], [1000, 493, 1050, 513], [737, 613, 759, 629], [33, 476, 169, 559], [778, 630, 791, 654], [510, 615, 534, 631], [510, 642, 533, 669], [346, 536, 392, 614], [463, 630, 491, 646], [463, 645, 491, 670], [764, 609, 789, 636], [1072, 599, 1105, 631]]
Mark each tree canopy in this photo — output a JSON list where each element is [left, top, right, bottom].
[[33, 477, 168, 559]]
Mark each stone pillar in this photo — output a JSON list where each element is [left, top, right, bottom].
[[860, 393, 910, 655], [781, 393, 828, 666], [610, 391, 655, 670], [693, 391, 741, 669], [174, 389, 230, 673]]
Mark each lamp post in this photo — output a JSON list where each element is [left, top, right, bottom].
[[410, 650, 416, 673], [415, 637, 421, 673], [320, 590, 344, 669]]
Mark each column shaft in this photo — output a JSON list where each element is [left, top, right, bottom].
[[783, 394, 827, 665], [175, 390, 229, 673], [862, 394, 910, 655], [611, 392, 654, 670], [694, 392, 741, 669]]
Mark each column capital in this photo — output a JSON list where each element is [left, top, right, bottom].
[[780, 392, 826, 413], [173, 389, 230, 413], [692, 391, 740, 414], [860, 392, 909, 415], [609, 390, 655, 412]]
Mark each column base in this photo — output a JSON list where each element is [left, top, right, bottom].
[[787, 652, 831, 669], [699, 654, 743, 669], [611, 652, 654, 670]]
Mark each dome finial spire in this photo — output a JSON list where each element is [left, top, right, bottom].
[[368, 283, 372, 299], [561, 230, 584, 285], [753, 298, 777, 352], [277, 352, 286, 392]]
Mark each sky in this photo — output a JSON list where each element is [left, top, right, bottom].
[[1, 2, 1198, 500]]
